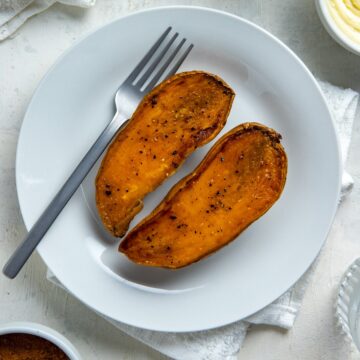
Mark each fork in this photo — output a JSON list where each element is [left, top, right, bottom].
[[3, 27, 193, 279]]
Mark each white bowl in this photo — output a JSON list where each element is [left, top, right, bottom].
[[0, 322, 81, 359], [315, 0, 360, 56]]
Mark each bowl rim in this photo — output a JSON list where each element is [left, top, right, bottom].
[[0, 321, 81, 359], [315, 0, 360, 56]]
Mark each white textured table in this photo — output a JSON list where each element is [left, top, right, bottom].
[[1, 1, 360, 359]]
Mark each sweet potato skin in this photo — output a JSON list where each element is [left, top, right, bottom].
[[119, 123, 287, 268], [96, 71, 235, 237]]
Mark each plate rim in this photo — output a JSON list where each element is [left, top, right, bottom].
[[15, 5, 342, 332]]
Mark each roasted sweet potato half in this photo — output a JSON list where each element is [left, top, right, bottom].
[[96, 71, 234, 237], [119, 123, 287, 268]]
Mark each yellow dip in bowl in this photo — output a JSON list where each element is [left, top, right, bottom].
[[327, 0, 360, 43]]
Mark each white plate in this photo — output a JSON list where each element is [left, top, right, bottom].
[[16, 6, 341, 332]]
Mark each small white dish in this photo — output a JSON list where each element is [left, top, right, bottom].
[[0, 321, 81, 359], [316, 0, 360, 56], [336, 258, 360, 352], [16, 6, 341, 332]]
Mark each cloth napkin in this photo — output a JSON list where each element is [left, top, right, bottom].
[[47, 80, 359, 359], [0, 0, 95, 41]]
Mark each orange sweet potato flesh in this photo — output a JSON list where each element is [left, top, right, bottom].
[[96, 71, 234, 237], [119, 123, 287, 268]]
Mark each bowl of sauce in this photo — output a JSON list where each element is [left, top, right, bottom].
[[0, 322, 81, 360], [316, 0, 360, 55]]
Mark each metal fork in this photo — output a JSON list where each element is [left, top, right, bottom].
[[3, 27, 193, 279]]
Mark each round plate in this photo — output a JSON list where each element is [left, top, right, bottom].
[[16, 6, 341, 332]]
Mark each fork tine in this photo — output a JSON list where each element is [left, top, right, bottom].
[[135, 32, 179, 88], [164, 43, 194, 80], [143, 38, 186, 94], [124, 27, 172, 84]]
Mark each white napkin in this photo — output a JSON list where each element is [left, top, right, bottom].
[[0, 0, 95, 41], [47, 80, 359, 360]]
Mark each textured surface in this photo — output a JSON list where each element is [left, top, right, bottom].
[[0, 1, 360, 359]]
